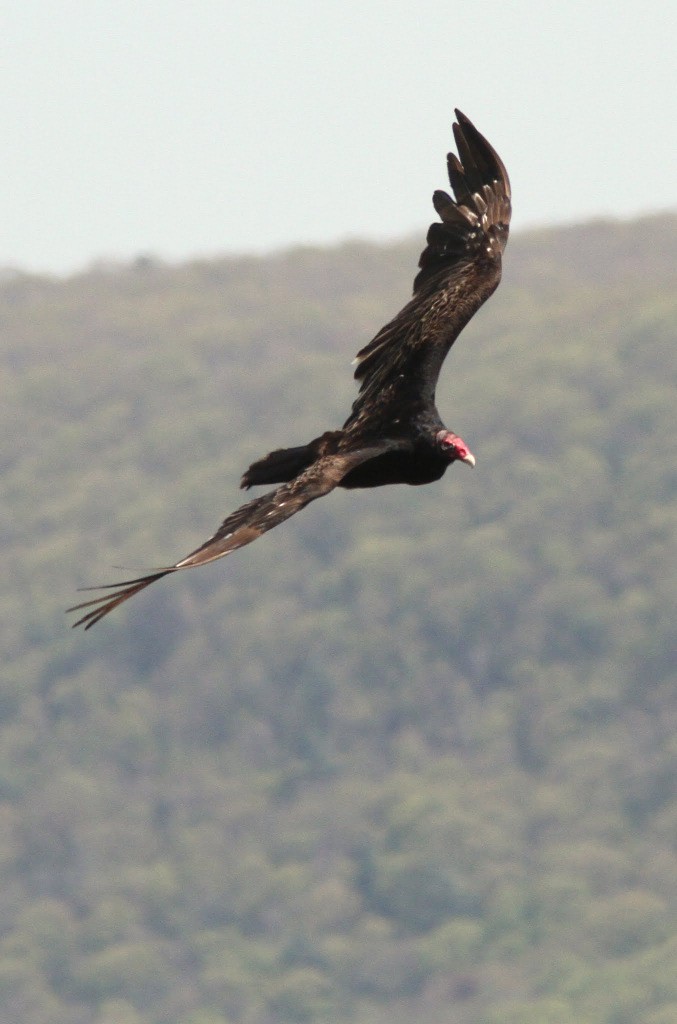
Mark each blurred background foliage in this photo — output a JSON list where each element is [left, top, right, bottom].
[[1, 213, 676, 1023]]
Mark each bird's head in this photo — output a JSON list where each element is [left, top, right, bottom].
[[435, 430, 476, 467]]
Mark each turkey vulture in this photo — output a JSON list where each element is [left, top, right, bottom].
[[69, 109, 511, 628]]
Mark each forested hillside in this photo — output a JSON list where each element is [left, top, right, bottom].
[[1, 214, 676, 1024]]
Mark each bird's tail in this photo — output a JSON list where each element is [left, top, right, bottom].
[[240, 443, 316, 489]]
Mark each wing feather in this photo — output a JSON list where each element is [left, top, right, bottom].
[[68, 444, 399, 628], [414, 108, 511, 291], [349, 110, 511, 424]]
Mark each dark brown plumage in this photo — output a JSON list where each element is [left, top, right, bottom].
[[69, 109, 511, 628]]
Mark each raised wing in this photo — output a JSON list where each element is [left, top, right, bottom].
[[349, 110, 511, 423], [415, 109, 511, 290], [68, 445, 397, 628]]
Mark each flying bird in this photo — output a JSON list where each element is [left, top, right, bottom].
[[69, 109, 511, 628]]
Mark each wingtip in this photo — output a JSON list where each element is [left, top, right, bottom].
[[67, 569, 173, 629], [450, 107, 512, 205]]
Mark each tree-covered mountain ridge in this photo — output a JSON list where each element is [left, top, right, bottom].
[[1, 213, 676, 1023]]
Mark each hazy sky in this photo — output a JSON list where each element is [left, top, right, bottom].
[[4, 1, 676, 274]]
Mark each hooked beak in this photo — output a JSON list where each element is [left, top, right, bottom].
[[460, 451, 476, 468]]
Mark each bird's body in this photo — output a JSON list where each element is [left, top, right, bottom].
[[241, 423, 451, 491], [69, 110, 511, 628]]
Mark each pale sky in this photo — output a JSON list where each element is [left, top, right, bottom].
[[3, 0, 676, 275]]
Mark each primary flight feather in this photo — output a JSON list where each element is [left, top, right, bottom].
[[69, 109, 511, 628]]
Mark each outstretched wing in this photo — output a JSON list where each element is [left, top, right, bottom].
[[68, 445, 396, 629], [348, 109, 511, 424]]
